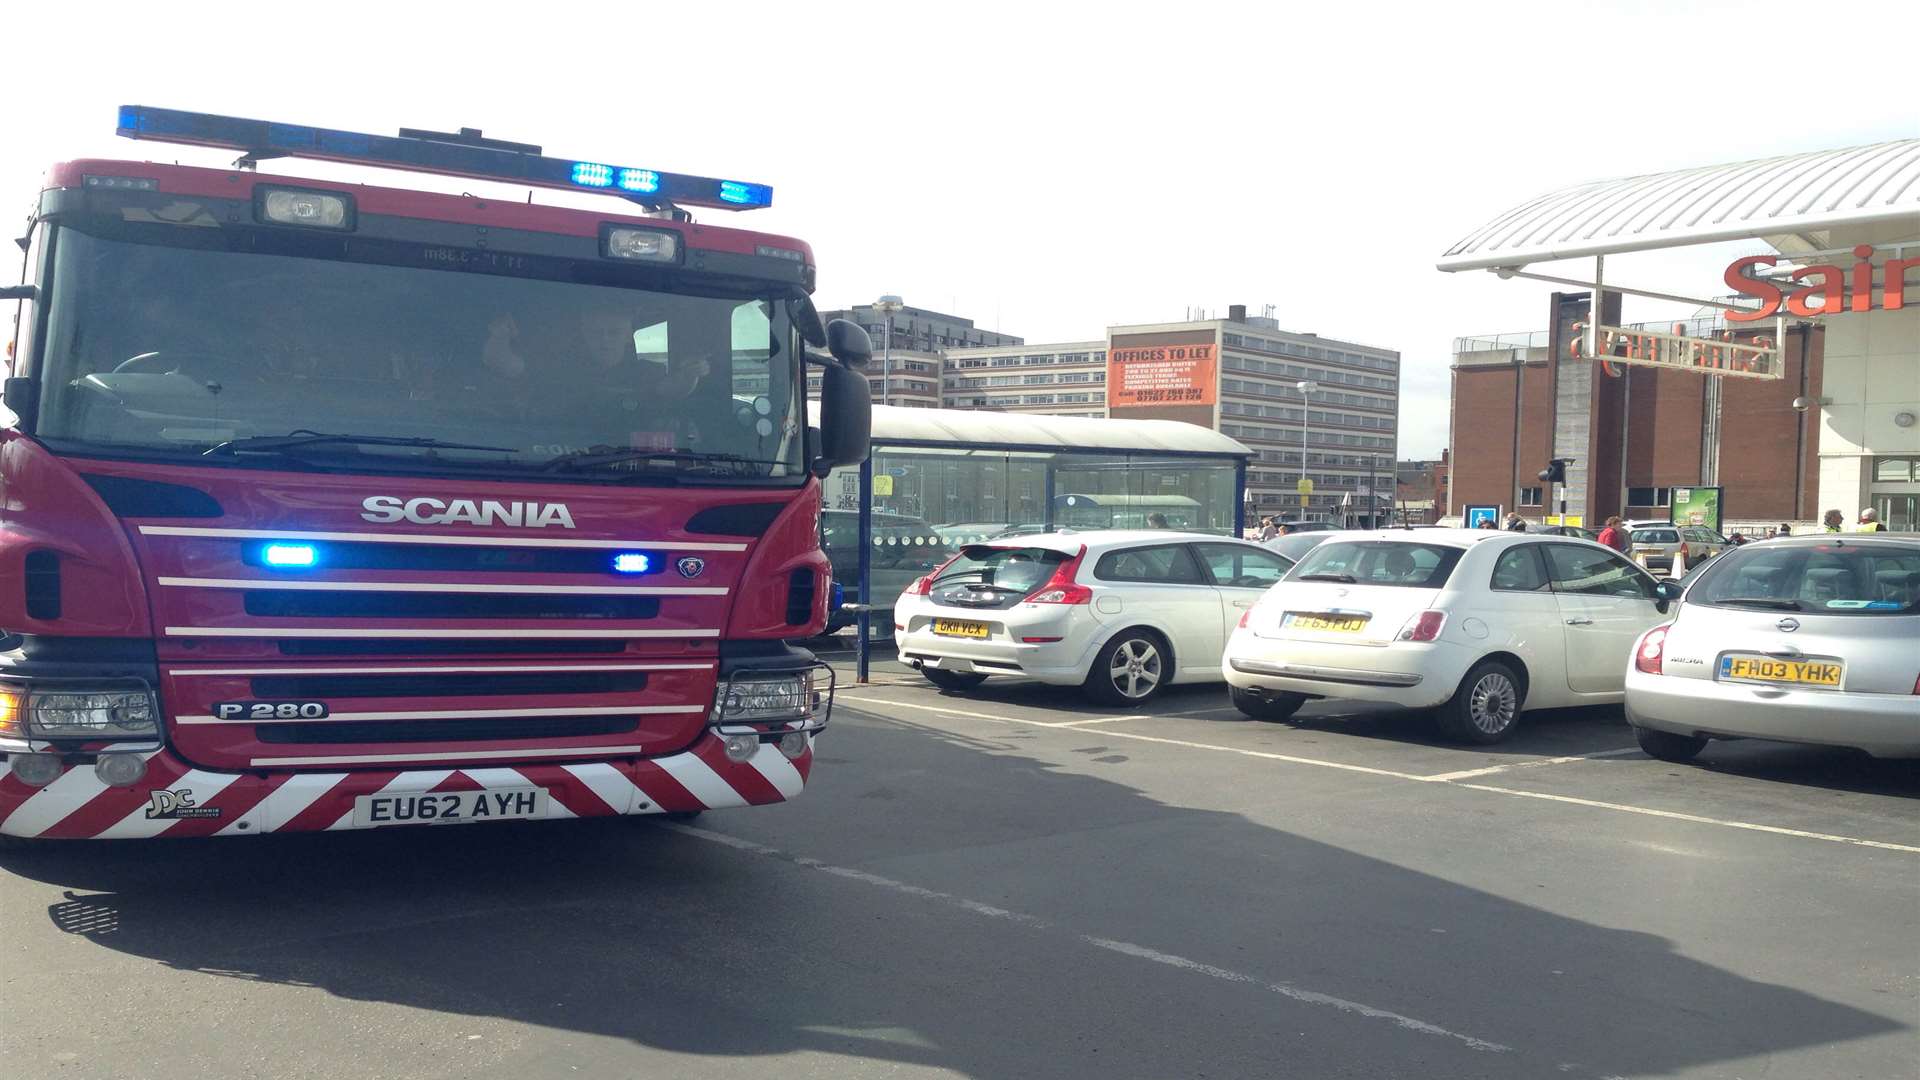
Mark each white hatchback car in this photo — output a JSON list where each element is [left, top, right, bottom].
[[1223, 530, 1672, 742], [893, 530, 1296, 704]]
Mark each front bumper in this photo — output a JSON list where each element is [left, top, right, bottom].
[[1625, 670, 1920, 758], [0, 731, 810, 840]]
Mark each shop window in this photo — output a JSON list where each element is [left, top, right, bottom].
[[1873, 457, 1916, 483]]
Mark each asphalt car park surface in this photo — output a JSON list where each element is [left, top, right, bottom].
[[1, 661, 1915, 1080]]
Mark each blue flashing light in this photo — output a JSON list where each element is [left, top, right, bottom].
[[571, 162, 615, 188], [718, 181, 772, 207], [617, 168, 660, 195], [114, 106, 775, 212], [263, 543, 318, 568], [612, 553, 652, 574]]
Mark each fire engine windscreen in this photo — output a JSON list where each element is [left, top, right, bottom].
[[34, 230, 805, 483]]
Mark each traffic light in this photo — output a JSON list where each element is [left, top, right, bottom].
[[1538, 459, 1570, 484]]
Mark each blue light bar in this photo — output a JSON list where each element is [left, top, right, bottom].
[[611, 553, 652, 574], [115, 105, 773, 212], [263, 543, 318, 568]]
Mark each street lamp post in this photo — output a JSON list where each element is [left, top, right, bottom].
[[1295, 380, 1318, 521], [874, 294, 904, 409]]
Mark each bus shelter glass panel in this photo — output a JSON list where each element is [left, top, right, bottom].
[[1051, 454, 1238, 535]]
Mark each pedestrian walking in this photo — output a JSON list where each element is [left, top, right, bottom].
[[1596, 515, 1628, 553], [1858, 507, 1885, 532], [1823, 509, 1844, 533], [1775, 522, 1792, 538], [1475, 518, 1496, 530], [1504, 512, 1527, 532], [1258, 516, 1278, 541]]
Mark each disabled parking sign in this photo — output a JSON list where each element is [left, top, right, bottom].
[[1464, 505, 1501, 529]]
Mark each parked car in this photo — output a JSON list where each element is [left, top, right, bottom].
[[935, 522, 1046, 546], [1223, 529, 1671, 742], [1276, 519, 1340, 533], [821, 510, 950, 633], [1625, 534, 1920, 761], [1264, 529, 1343, 563], [893, 530, 1297, 703], [1623, 520, 1733, 572], [1526, 524, 1600, 542]]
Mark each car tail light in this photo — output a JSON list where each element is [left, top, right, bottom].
[[1021, 636, 1064, 644], [1026, 546, 1091, 605], [1635, 625, 1670, 675], [1911, 672, 1920, 695], [1395, 611, 1446, 642], [1237, 608, 1252, 629]]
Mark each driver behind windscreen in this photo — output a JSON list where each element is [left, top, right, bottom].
[[480, 301, 709, 404]]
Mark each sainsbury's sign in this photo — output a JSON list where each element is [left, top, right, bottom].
[[1724, 244, 1919, 322]]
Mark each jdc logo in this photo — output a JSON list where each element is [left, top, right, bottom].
[[145, 789, 221, 820]]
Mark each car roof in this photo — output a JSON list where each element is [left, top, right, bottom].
[[965, 529, 1254, 554], [1743, 534, 1919, 549]]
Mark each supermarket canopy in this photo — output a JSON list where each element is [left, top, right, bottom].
[[1437, 139, 1920, 272], [812, 404, 1251, 458]]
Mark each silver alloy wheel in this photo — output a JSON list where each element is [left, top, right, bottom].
[[1468, 671, 1518, 735], [1109, 638, 1163, 699]]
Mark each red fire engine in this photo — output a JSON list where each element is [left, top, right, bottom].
[[0, 107, 873, 841]]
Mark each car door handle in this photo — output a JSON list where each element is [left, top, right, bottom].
[[1564, 617, 1593, 626], [1232, 599, 1256, 608]]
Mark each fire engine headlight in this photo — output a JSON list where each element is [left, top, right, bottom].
[[722, 733, 759, 763], [257, 187, 353, 230], [27, 690, 159, 739], [8, 753, 63, 788], [94, 752, 149, 787], [718, 673, 817, 723], [603, 226, 679, 264]]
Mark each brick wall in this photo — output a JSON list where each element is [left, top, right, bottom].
[[1449, 357, 1554, 514]]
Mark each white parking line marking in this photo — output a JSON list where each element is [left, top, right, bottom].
[[836, 694, 1920, 856], [1042, 716, 1144, 728], [1452, 783, 1920, 855], [1420, 747, 1643, 782], [667, 823, 1514, 1056], [841, 695, 1430, 781]]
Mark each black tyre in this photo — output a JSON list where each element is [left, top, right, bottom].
[[1634, 725, 1708, 763], [1085, 630, 1170, 706], [922, 669, 988, 692], [1231, 686, 1306, 722], [1436, 660, 1525, 744]]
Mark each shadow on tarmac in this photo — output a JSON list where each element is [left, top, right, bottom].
[[1, 716, 1906, 1079]]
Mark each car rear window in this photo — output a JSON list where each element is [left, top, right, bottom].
[[1632, 529, 1679, 544], [1689, 544, 1920, 614], [1288, 540, 1464, 589], [932, 546, 1071, 596]]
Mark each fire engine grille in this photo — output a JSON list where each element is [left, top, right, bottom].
[[254, 715, 638, 744], [277, 639, 629, 657], [241, 591, 663, 620], [248, 672, 652, 699]]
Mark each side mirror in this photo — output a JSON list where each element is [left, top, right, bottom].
[[826, 318, 873, 369], [813, 361, 871, 473], [1653, 578, 1683, 612]]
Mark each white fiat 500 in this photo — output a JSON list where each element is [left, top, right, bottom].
[[893, 530, 1296, 705], [1223, 530, 1672, 742]]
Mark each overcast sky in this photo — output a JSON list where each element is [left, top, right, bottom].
[[4, 0, 1914, 457]]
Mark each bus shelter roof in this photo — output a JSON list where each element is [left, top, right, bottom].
[[837, 405, 1252, 459]]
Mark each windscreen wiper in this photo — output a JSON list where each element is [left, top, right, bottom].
[[1714, 597, 1804, 610], [1298, 572, 1358, 583], [205, 431, 513, 457], [538, 446, 778, 474]]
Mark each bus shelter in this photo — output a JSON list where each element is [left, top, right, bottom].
[[820, 406, 1252, 680]]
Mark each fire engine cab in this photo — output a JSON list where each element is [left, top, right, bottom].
[[0, 107, 873, 841]]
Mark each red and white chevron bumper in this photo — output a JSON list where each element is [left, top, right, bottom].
[[0, 732, 810, 840]]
